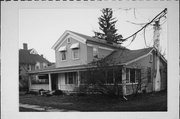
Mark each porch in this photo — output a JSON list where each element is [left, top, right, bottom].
[[28, 65, 142, 95]]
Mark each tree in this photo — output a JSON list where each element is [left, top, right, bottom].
[[94, 8, 124, 44]]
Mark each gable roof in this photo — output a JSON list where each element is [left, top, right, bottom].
[[103, 47, 154, 65], [52, 30, 126, 50], [19, 49, 50, 65]]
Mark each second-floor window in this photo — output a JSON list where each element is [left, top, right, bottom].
[[70, 43, 80, 60], [35, 62, 40, 70], [61, 51, 67, 61], [27, 64, 31, 71], [72, 49, 79, 59]]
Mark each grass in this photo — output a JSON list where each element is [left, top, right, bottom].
[[19, 90, 167, 112]]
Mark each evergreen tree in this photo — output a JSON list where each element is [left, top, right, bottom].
[[94, 8, 124, 44]]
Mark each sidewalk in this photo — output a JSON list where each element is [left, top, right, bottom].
[[19, 103, 78, 112]]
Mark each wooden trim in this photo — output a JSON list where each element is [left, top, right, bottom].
[[52, 30, 86, 50]]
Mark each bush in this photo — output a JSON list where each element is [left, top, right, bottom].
[[76, 92, 87, 96], [27, 90, 39, 95], [52, 90, 63, 96]]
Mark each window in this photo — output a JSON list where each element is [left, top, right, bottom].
[[61, 51, 66, 61], [147, 67, 151, 83], [72, 49, 79, 59], [136, 69, 141, 83], [107, 70, 114, 84], [35, 62, 40, 70], [130, 69, 136, 83], [126, 68, 130, 83], [149, 54, 153, 63], [80, 71, 87, 84], [43, 63, 47, 68], [31, 74, 49, 84], [65, 72, 77, 84], [93, 47, 98, 58], [114, 69, 122, 84], [68, 73, 74, 84], [126, 68, 141, 83], [28, 65, 31, 71], [67, 38, 71, 43]]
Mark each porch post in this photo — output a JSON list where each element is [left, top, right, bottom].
[[48, 73, 52, 91], [77, 71, 80, 87], [122, 67, 126, 96], [28, 75, 31, 91]]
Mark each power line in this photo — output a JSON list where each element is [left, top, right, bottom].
[[121, 8, 167, 42]]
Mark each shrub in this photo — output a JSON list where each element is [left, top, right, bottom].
[[52, 90, 63, 96]]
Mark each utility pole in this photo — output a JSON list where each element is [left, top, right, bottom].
[[153, 20, 161, 91]]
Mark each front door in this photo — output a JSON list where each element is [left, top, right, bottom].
[[51, 74, 58, 90]]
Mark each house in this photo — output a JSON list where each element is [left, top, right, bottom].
[[19, 43, 51, 90], [28, 30, 167, 95]]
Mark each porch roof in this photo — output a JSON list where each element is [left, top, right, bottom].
[[28, 64, 91, 74]]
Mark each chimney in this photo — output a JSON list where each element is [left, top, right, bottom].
[[41, 54, 43, 57], [23, 43, 28, 50]]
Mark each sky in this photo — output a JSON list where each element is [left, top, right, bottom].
[[19, 8, 167, 62]]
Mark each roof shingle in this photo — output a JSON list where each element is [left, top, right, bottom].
[[19, 49, 50, 64], [68, 30, 126, 49], [104, 47, 153, 65]]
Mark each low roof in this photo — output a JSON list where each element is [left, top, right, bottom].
[[103, 47, 154, 65], [19, 49, 50, 65]]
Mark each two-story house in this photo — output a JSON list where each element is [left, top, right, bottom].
[[28, 30, 167, 95], [19, 43, 51, 90]]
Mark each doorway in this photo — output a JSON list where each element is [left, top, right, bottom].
[[51, 74, 58, 90]]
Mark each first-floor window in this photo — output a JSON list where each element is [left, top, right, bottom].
[[126, 68, 141, 83], [107, 70, 114, 84], [130, 69, 136, 83], [93, 47, 98, 58], [126, 68, 130, 83], [80, 71, 87, 84], [61, 51, 66, 61], [114, 69, 122, 84], [65, 72, 77, 84], [136, 69, 141, 83], [147, 67, 151, 83], [31, 74, 49, 84]]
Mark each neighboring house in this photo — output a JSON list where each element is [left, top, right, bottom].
[[19, 43, 51, 90], [28, 30, 167, 95]]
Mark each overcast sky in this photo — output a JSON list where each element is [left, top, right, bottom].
[[19, 8, 167, 62]]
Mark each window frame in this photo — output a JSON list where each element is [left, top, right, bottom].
[[147, 67, 151, 83], [65, 72, 77, 84], [149, 53, 153, 63], [93, 47, 99, 58], [126, 68, 141, 84], [72, 48, 79, 60], [67, 37, 71, 44], [126, 68, 130, 83], [61, 51, 67, 61], [106, 70, 114, 84]]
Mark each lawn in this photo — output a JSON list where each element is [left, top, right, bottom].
[[19, 91, 167, 112]]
